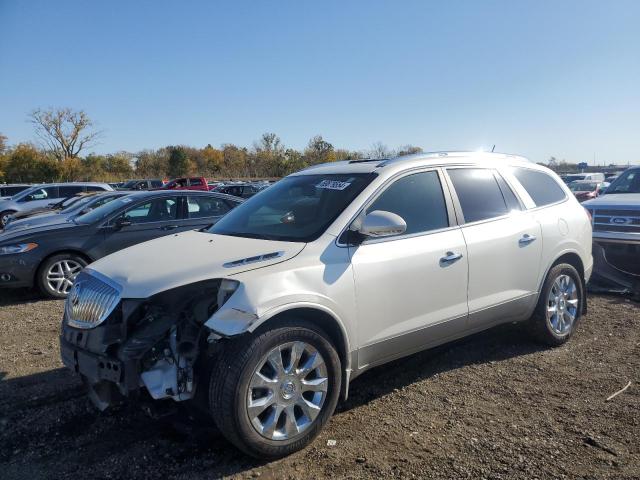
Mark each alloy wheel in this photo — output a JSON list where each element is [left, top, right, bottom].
[[546, 274, 579, 335], [247, 341, 328, 441], [46, 259, 83, 295]]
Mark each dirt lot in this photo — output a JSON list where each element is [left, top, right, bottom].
[[0, 289, 638, 480]]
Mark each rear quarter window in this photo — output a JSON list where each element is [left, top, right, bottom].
[[512, 168, 566, 207]]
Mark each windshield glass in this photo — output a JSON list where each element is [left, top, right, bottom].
[[605, 169, 640, 194], [569, 182, 598, 192], [208, 173, 376, 242], [74, 196, 134, 224]]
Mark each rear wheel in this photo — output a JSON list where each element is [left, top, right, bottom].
[[209, 321, 341, 458], [528, 263, 584, 346], [37, 253, 88, 298], [0, 210, 15, 228]]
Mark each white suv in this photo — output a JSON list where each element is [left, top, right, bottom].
[[60, 152, 593, 458]]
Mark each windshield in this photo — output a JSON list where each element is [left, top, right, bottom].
[[208, 173, 376, 242], [74, 196, 134, 224], [604, 169, 640, 194], [569, 182, 598, 192]]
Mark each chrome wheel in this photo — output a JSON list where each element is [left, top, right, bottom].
[[546, 274, 579, 335], [247, 341, 328, 441], [0, 213, 11, 228], [46, 259, 83, 295]]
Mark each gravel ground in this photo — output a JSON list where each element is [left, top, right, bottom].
[[0, 289, 638, 480]]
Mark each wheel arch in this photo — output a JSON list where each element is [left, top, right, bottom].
[[249, 305, 352, 401], [540, 250, 587, 314], [34, 249, 94, 283]]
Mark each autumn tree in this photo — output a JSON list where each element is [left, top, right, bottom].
[[0, 133, 7, 154], [30, 107, 101, 161], [4, 144, 60, 182], [396, 145, 423, 156], [304, 135, 336, 165]]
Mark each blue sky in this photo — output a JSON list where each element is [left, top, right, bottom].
[[1, 0, 639, 164]]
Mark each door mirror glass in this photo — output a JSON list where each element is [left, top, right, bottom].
[[357, 210, 407, 238]]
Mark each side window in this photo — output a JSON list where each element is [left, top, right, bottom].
[[448, 168, 509, 223], [190, 178, 203, 187], [121, 197, 178, 224], [59, 186, 84, 197], [187, 196, 231, 218], [512, 168, 566, 207], [151, 180, 163, 188], [494, 173, 522, 211], [366, 171, 449, 236]]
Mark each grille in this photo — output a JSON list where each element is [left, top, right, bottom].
[[592, 208, 640, 234], [65, 270, 122, 329]]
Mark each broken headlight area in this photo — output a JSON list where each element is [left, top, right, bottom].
[[60, 278, 239, 411]]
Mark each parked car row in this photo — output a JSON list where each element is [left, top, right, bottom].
[[0, 190, 243, 297], [56, 151, 593, 459]]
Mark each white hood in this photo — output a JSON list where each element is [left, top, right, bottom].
[[89, 230, 306, 298]]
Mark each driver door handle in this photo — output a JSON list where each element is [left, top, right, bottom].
[[519, 234, 537, 246], [440, 251, 463, 265]]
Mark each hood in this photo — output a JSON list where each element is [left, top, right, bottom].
[[4, 213, 69, 233], [89, 230, 306, 298], [583, 193, 640, 208], [0, 220, 79, 244]]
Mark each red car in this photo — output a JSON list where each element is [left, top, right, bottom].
[[161, 177, 210, 191], [569, 180, 603, 202]]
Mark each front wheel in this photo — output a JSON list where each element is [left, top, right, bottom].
[[528, 263, 584, 346], [209, 322, 341, 458], [37, 253, 88, 298]]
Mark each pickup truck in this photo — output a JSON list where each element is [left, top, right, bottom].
[[161, 177, 210, 191], [584, 166, 640, 294]]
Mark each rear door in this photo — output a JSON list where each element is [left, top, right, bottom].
[[445, 167, 542, 325], [181, 194, 238, 230], [98, 196, 182, 256]]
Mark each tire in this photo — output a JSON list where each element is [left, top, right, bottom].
[[528, 263, 584, 346], [209, 320, 341, 458], [0, 210, 15, 228], [37, 253, 88, 299]]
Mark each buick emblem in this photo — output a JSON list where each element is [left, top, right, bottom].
[[610, 217, 632, 225]]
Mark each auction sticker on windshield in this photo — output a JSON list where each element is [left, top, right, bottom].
[[316, 180, 351, 190]]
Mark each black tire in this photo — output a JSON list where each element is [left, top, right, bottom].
[[528, 263, 584, 346], [0, 210, 15, 228], [209, 320, 341, 458], [37, 253, 88, 299]]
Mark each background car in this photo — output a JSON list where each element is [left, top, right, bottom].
[[0, 184, 31, 199], [161, 177, 210, 191], [3, 191, 131, 233], [0, 182, 113, 228], [568, 180, 603, 202], [0, 190, 242, 298], [212, 182, 268, 198], [117, 179, 165, 190]]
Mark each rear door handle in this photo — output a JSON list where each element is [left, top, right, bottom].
[[440, 251, 463, 265], [519, 234, 537, 246], [160, 225, 179, 231]]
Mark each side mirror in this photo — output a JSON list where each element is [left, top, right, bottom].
[[114, 216, 132, 229], [356, 210, 407, 238]]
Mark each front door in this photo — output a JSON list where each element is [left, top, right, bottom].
[[349, 169, 469, 368]]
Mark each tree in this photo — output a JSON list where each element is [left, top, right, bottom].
[[4, 144, 60, 182], [0, 133, 7, 154], [368, 142, 393, 159], [304, 135, 335, 165], [167, 146, 191, 178], [396, 145, 423, 156], [29, 107, 101, 161]]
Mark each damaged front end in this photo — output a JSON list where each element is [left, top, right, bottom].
[[60, 270, 239, 411]]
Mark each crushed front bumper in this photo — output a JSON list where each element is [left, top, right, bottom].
[[591, 238, 640, 294]]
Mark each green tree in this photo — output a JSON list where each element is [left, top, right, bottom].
[[167, 146, 190, 178], [304, 135, 335, 165]]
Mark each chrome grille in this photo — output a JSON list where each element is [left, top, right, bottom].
[[65, 270, 122, 329], [592, 209, 640, 234]]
